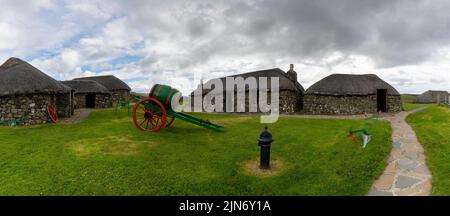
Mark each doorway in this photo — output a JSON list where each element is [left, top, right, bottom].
[[377, 89, 387, 112], [85, 94, 96, 108]]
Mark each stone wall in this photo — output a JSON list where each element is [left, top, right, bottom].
[[190, 90, 303, 113], [73, 93, 112, 109], [56, 93, 72, 117], [387, 95, 402, 113], [304, 94, 402, 114], [279, 90, 303, 113], [0, 94, 53, 125], [95, 94, 112, 108], [111, 90, 130, 102]]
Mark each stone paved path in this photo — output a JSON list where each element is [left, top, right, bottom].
[[59, 108, 93, 124], [368, 107, 432, 196]]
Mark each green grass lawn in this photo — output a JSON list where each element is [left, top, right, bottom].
[[407, 105, 450, 195], [401, 94, 427, 111], [403, 103, 428, 111], [0, 110, 392, 195], [401, 94, 418, 104]]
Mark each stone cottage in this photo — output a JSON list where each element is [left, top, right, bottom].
[[0, 57, 73, 125], [73, 75, 131, 102], [304, 74, 402, 114], [61, 80, 112, 109], [413, 90, 450, 104], [191, 64, 305, 113]]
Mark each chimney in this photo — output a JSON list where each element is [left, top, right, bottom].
[[286, 64, 297, 83]]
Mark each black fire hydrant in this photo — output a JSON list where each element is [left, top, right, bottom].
[[258, 125, 273, 169]]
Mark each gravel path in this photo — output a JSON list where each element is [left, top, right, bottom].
[[59, 108, 93, 124]]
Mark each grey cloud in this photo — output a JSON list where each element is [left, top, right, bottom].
[[123, 0, 450, 68]]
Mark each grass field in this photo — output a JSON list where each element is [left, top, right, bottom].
[[401, 94, 418, 104], [401, 94, 427, 111], [407, 105, 450, 195], [403, 103, 428, 111], [0, 110, 392, 195]]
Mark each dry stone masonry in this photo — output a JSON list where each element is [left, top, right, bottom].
[[111, 89, 130, 102], [304, 95, 402, 115], [0, 94, 53, 125]]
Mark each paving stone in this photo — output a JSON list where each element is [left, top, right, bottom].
[[373, 174, 395, 190], [395, 187, 420, 196], [391, 149, 403, 160], [413, 165, 431, 175], [416, 191, 430, 196], [403, 151, 419, 160], [395, 176, 421, 189], [384, 161, 397, 174], [368, 188, 393, 196], [416, 181, 432, 192], [397, 158, 418, 170], [393, 141, 401, 149]]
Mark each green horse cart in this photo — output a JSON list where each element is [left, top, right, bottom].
[[132, 84, 223, 132]]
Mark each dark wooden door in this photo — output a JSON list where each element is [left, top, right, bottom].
[[85, 94, 96, 108], [377, 89, 387, 112]]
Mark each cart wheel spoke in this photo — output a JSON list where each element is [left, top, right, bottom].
[[132, 97, 167, 132], [138, 104, 145, 111], [139, 119, 147, 127], [165, 116, 175, 128], [145, 119, 150, 129]]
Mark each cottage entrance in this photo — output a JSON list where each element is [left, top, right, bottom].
[[377, 89, 387, 112], [85, 94, 96, 108]]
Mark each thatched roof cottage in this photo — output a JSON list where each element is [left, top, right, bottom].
[[413, 90, 450, 104], [61, 80, 112, 109], [73, 75, 131, 102], [191, 64, 305, 113], [0, 57, 73, 125], [304, 74, 402, 114]]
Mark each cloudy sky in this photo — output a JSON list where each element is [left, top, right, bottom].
[[0, 0, 449, 94]]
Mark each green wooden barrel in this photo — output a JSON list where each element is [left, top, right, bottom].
[[149, 84, 180, 111]]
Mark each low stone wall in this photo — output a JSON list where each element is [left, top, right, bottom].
[[0, 94, 53, 125], [304, 94, 402, 114], [111, 90, 130, 102]]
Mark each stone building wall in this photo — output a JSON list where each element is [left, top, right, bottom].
[[111, 90, 130, 102], [56, 93, 72, 118], [279, 90, 303, 113], [0, 94, 53, 125], [95, 94, 112, 108], [191, 90, 302, 113], [304, 94, 402, 114], [73, 93, 112, 109], [387, 95, 402, 113], [73, 94, 85, 109]]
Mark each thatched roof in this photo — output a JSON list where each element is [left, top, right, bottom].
[[0, 57, 71, 97], [193, 68, 305, 95], [73, 75, 131, 91], [414, 90, 449, 103], [61, 80, 111, 94], [306, 74, 400, 96]]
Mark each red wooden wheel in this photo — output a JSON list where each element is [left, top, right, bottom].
[[132, 97, 167, 132], [47, 104, 58, 123], [165, 115, 175, 128]]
